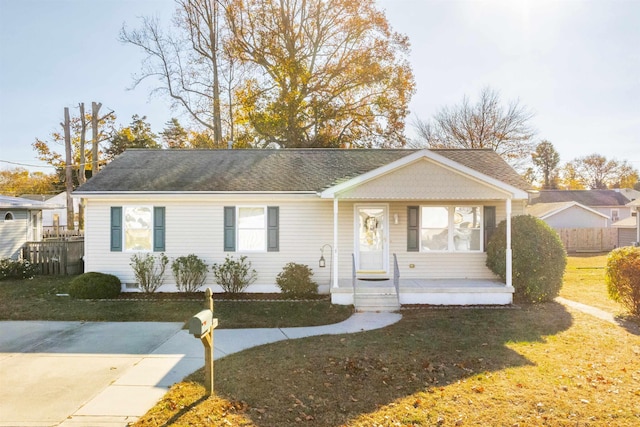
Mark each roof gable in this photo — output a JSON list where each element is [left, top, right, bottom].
[[320, 150, 528, 199], [526, 201, 609, 220]]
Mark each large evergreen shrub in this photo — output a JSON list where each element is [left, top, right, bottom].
[[606, 246, 640, 317], [69, 272, 121, 299], [276, 262, 318, 298], [486, 214, 566, 303]]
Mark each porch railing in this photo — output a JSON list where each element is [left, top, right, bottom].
[[351, 253, 357, 305], [392, 253, 400, 306]]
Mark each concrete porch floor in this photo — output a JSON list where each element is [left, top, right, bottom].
[[331, 278, 514, 306]]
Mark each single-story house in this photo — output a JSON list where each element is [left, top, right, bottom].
[[0, 195, 62, 259], [73, 148, 531, 310], [20, 192, 81, 233], [529, 189, 639, 225], [525, 201, 610, 229], [613, 198, 640, 247]]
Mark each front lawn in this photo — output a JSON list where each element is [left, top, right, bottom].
[[0, 276, 352, 328], [559, 253, 625, 314], [136, 303, 640, 426]]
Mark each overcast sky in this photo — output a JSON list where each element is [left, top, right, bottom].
[[1, 0, 638, 174]]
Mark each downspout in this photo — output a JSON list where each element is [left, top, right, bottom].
[[506, 198, 513, 288], [333, 198, 339, 288]]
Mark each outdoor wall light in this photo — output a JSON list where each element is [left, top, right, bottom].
[[319, 244, 332, 268], [394, 213, 399, 225]]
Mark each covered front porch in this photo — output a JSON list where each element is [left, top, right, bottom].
[[331, 275, 514, 312]]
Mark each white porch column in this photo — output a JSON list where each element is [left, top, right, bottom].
[[332, 198, 339, 288], [506, 198, 513, 288], [636, 206, 640, 243]]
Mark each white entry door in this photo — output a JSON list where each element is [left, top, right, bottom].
[[355, 206, 388, 275]]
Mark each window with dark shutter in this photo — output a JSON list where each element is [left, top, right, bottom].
[[483, 206, 496, 251], [267, 206, 279, 252], [110, 207, 122, 251], [407, 206, 419, 251], [223, 206, 236, 251], [153, 207, 165, 252]]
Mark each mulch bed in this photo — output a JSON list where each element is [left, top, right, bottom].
[[115, 292, 330, 302]]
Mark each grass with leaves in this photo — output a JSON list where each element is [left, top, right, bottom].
[[134, 254, 640, 427]]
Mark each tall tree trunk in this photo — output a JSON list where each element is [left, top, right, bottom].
[[63, 107, 74, 231], [210, 0, 223, 146], [78, 103, 87, 230], [91, 102, 102, 174]]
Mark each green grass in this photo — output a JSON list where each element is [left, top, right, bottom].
[[136, 304, 640, 427], [0, 275, 352, 327], [559, 253, 625, 314]]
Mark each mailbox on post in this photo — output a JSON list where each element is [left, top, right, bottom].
[[189, 288, 217, 396], [189, 309, 215, 338]]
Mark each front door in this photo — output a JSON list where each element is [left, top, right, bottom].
[[355, 205, 388, 275]]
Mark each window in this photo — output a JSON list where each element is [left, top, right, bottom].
[[238, 207, 266, 252], [4, 212, 13, 221], [611, 209, 619, 222], [124, 206, 153, 251], [111, 206, 165, 252], [224, 206, 279, 252], [419, 206, 482, 252]]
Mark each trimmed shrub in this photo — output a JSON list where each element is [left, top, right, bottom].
[[171, 254, 208, 292], [130, 253, 169, 293], [606, 246, 640, 317], [69, 272, 121, 299], [276, 263, 318, 298], [212, 255, 257, 294], [486, 214, 567, 303], [0, 258, 37, 280]]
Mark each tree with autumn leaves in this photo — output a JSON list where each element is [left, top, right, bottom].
[[121, 0, 415, 148]]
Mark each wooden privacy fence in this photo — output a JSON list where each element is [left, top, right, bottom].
[[555, 228, 617, 253], [22, 240, 84, 275]]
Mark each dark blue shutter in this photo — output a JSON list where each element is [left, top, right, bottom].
[[153, 207, 165, 252], [224, 206, 236, 251], [484, 206, 496, 251], [267, 206, 279, 252], [407, 206, 419, 252], [110, 207, 122, 252]]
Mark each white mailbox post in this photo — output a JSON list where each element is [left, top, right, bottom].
[[189, 288, 218, 395]]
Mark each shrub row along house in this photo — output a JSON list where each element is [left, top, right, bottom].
[[73, 148, 530, 310]]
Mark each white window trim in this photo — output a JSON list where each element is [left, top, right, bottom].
[[123, 205, 154, 253], [236, 205, 268, 253], [419, 205, 483, 253]]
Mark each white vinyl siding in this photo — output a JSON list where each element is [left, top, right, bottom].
[[0, 210, 28, 259]]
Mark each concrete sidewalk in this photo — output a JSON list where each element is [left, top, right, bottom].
[[0, 313, 401, 427]]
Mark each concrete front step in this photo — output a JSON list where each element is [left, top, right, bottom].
[[355, 293, 400, 312]]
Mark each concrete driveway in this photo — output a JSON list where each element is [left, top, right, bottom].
[[0, 313, 402, 426], [0, 321, 189, 427]]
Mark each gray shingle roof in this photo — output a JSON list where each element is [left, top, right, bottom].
[[530, 190, 631, 207], [74, 148, 530, 193]]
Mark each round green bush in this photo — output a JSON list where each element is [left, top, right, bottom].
[[276, 262, 318, 298], [605, 246, 640, 317], [486, 214, 566, 303], [68, 272, 122, 299]]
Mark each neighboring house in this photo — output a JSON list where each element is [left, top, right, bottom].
[[20, 192, 81, 232], [73, 148, 531, 308], [529, 189, 639, 226], [525, 201, 610, 229], [613, 198, 640, 247], [0, 195, 62, 259]]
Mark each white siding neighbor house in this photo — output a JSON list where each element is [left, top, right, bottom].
[[73, 149, 530, 310], [0, 195, 61, 259]]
